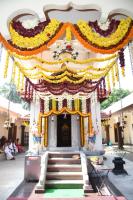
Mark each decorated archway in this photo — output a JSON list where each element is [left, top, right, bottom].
[[0, 4, 133, 152]]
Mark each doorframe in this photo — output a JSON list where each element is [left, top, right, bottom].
[[57, 114, 71, 147]]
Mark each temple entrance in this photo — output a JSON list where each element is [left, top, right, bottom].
[[57, 114, 71, 147]]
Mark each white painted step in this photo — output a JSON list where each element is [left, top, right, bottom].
[[46, 171, 83, 180], [48, 157, 81, 164], [46, 179, 84, 189], [49, 152, 80, 158], [47, 164, 82, 172]]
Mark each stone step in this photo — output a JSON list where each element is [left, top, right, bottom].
[[47, 164, 82, 172], [48, 157, 81, 165], [46, 179, 83, 189], [46, 171, 83, 180], [49, 152, 80, 158]]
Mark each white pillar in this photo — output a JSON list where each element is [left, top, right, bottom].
[[71, 115, 80, 147], [29, 101, 40, 151], [91, 92, 103, 151], [48, 115, 57, 147]]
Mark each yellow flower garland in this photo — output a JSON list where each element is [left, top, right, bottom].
[[66, 27, 72, 42], [3, 51, 9, 78], [14, 58, 117, 83], [11, 61, 16, 82], [114, 63, 119, 81], [77, 17, 132, 48], [39, 107, 91, 117], [9, 50, 117, 65], [9, 19, 61, 49], [106, 74, 111, 91], [12, 54, 118, 74]]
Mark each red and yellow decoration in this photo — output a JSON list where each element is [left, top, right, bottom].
[[0, 17, 133, 55], [9, 19, 61, 49]]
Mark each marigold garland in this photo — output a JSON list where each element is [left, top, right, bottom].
[[11, 54, 118, 74], [89, 19, 120, 37], [114, 63, 119, 81], [9, 50, 117, 65], [3, 51, 9, 78], [39, 107, 91, 117], [14, 59, 117, 83], [12, 20, 50, 37], [76, 17, 132, 48], [0, 18, 133, 55], [66, 27, 72, 42], [11, 61, 16, 82], [80, 116, 84, 146], [9, 19, 61, 49]]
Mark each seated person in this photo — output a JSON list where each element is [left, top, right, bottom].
[[15, 138, 24, 153], [0, 136, 7, 148], [8, 139, 18, 155], [3, 141, 15, 160]]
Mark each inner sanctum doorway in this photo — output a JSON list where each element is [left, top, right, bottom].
[[57, 114, 71, 147]]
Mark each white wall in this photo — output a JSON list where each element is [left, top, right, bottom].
[[0, 0, 133, 36]]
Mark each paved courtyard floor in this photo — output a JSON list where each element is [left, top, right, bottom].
[[0, 153, 24, 200], [0, 146, 133, 200]]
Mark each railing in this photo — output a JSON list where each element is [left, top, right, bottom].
[[35, 151, 49, 193]]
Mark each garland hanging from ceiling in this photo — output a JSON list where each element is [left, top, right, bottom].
[[10, 58, 117, 83], [0, 17, 133, 55], [20, 76, 107, 103], [9, 51, 117, 65]]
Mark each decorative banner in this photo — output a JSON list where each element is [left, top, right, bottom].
[[0, 17, 133, 55]]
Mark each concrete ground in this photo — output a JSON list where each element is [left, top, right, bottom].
[[104, 145, 133, 200], [0, 153, 24, 200], [0, 146, 133, 200]]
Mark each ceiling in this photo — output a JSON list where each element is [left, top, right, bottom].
[[0, 0, 133, 37]]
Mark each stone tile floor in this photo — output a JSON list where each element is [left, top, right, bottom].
[[0, 153, 24, 200], [1, 146, 133, 200]]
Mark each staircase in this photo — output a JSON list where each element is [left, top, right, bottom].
[[45, 152, 84, 189]]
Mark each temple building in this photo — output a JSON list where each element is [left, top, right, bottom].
[[0, 0, 133, 193]]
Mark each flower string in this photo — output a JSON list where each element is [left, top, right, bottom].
[[3, 51, 9, 78]]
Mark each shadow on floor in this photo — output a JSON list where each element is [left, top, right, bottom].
[[7, 180, 36, 199]]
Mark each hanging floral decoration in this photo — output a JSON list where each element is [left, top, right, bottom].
[[12, 55, 117, 73], [52, 40, 79, 60], [38, 106, 93, 142], [76, 17, 132, 49], [0, 17, 133, 55], [11, 58, 117, 83], [11, 19, 50, 37], [3, 51, 9, 78], [89, 19, 120, 37], [9, 51, 118, 65], [118, 48, 125, 76], [38, 104, 91, 117], [21, 78, 106, 101], [9, 19, 62, 49]]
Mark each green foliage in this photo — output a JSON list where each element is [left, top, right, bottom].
[[0, 82, 30, 110], [101, 89, 131, 110]]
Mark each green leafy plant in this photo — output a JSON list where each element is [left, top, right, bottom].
[[101, 89, 131, 109]]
